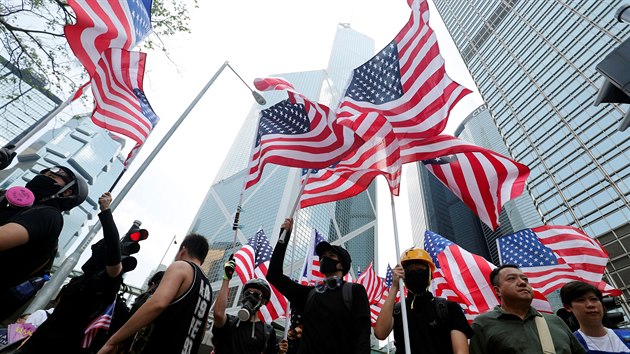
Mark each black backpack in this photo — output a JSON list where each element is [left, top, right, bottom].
[[393, 296, 449, 326]]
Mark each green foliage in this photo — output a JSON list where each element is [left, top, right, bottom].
[[0, 0, 197, 98]]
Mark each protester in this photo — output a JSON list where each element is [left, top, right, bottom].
[[469, 264, 586, 354], [266, 218, 371, 354], [123, 271, 165, 353], [560, 281, 630, 353], [374, 247, 472, 353], [212, 265, 281, 354], [15, 192, 126, 354], [0, 165, 88, 322], [98, 234, 212, 354]]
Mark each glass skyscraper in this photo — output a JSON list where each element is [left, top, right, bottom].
[[187, 25, 379, 311], [0, 55, 63, 146], [433, 0, 630, 297]]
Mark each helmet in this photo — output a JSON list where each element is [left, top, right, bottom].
[[243, 278, 271, 302], [40, 166, 89, 211], [400, 247, 436, 273]]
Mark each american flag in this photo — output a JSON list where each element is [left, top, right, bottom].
[[82, 300, 115, 348], [357, 262, 387, 326], [357, 262, 386, 305], [299, 117, 401, 208], [424, 230, 552, 317], [234, 229, 288, 323], [384, 264, 393, 288], [70, 82, 91, 102], [244, 91, 360, 189], [90, 48, 159, 166], [299, 229, 327, 285], [497, 226, 620, 296], [413, 135, 529, 230], [254, 77, 295, 92], [64, 0, 153, 76], [336, 0, 470, 143]]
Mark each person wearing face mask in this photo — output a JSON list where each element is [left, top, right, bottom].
[[212, 273, 282, 354], [266, 218, 371, 354], [374, 247, 472, 354], [0, 165, 88, 323]]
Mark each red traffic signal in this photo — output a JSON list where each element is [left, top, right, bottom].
[[128, 229, 149, 242]]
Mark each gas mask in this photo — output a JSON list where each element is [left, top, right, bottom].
[[1, 186, 34, 208], [237, 290, 265, 321]]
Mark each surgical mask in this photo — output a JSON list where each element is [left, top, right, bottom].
[[404, 267, 430, 294], [25, 175, 63, 202], [320, 256, 341, 274], [237, 291, 264, 321]]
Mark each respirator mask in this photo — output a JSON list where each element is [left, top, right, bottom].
[[237, 289, 265, 321]]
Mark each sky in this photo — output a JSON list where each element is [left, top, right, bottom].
[[50, 0, 484, 288]]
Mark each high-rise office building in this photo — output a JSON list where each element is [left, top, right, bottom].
[[407, 105, 538, 263], [0, 55, 63, 146], [187, 25, 379, 310], [0, 116, 126, 258], [433, 1, 630, 296]]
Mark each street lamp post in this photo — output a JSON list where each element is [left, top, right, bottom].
[[26, 61, 266, 313]]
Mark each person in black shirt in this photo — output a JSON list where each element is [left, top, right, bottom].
[[15, 192, 125, 354], [374, 247, 472, 354], [98, 234, 212, 354], [212, 273, 281, 354], [0, 165, 88, 322], [266, 218, 371, 354]]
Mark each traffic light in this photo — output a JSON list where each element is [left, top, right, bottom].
[[602, 295, 625, 328], [120, 220, 149, 273], [121, 220, 149, 256]]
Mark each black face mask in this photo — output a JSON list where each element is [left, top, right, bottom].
[[25, 175, 63, 202], [404, 267, 430, 294], [320, 256, 341, 275]]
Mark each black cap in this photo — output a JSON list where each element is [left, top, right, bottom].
[[315, 241, 352, 276]]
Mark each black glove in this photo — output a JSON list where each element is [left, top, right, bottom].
[[223, 254, 236, 280], [0, 144, 16, 170]]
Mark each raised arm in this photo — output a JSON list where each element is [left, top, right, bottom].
[[97, 192, 122, 278], [213, 255, 235, 328], [374, 264, 404, 339], [265, 218, 311, 305]]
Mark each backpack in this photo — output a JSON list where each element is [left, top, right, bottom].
[[393, 296, 449, 326], [306, 281, 354, 312]]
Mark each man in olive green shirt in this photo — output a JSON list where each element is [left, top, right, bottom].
[[469, 264, 586, 354]]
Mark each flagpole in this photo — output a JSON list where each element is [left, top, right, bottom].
[[281, 169, 312, 338], [389, 193, 412, 354], [27, 62, 263, 313]]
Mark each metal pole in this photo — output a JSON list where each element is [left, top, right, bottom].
[[26, 62, 237, 312], [390, 193, 412, 354], [157, 235, 177, 268]]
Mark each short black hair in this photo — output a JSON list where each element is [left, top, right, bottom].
[[180, 234, 209, 262], [560, 281, 603, 306], [489, 264, 520, 286], [148, 271, 165, 287]]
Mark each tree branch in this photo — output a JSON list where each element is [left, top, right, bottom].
[[0, 18, 65, 37]]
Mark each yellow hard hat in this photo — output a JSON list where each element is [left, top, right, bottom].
[[400, 247, 436, 273]]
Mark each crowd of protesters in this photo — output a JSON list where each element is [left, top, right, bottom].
[[2, 166, 629, 354]]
